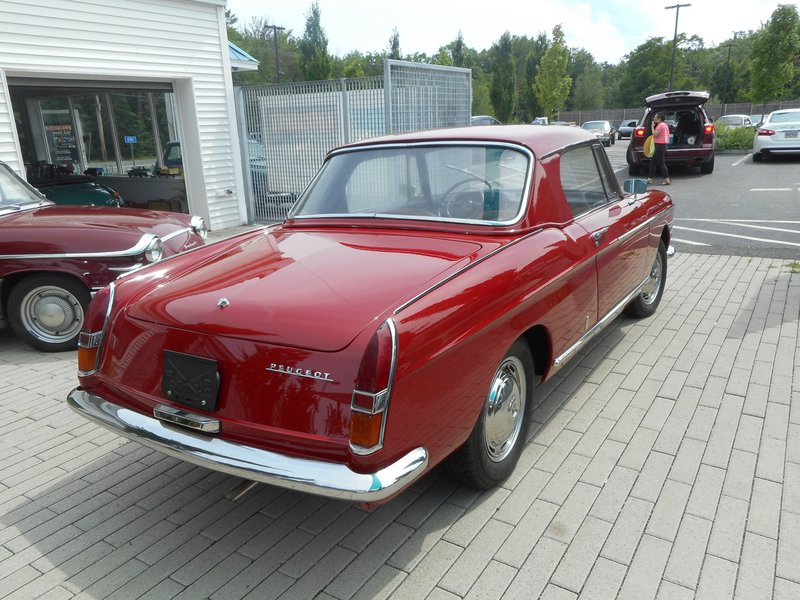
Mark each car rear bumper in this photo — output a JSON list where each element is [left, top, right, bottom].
[[67, 388, 429, 502]]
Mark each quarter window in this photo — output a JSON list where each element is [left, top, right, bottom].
[[559, 145, 617, 217]]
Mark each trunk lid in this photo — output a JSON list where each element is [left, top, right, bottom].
[[125, 228, 491, 351]]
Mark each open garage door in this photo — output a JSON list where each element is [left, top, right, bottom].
[[8, 78, 189, 213]]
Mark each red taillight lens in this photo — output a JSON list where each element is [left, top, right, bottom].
[[758, 128, 775, 136], [350, 320, 397, 452], [77, 283, 114, 375], [355, 322, 394, 393], [704, 124, 715, 134], [634, 127, 647, 137]]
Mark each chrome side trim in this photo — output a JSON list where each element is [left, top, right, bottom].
[[0, 233, 158, 260], [67, 388, 429, 502], [394, 228, 544, 315], [552, 277, 648, 370], [160, 227, 191, 243]]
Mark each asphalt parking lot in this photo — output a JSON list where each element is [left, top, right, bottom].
[[1, 231, 800, 599]]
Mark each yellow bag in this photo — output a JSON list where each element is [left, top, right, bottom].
[[644, 135, 655, 158]]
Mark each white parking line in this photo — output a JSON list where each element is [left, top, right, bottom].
[[674, 226, 800, 248], [673, 237, 710, 246], [732, 155, 751, 166], [675, 219, 800, 236], [750, 188, 795, 192]]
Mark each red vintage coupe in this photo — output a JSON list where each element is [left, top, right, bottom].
[[0, 161, 207, 351], [68, 125, 674, 505]]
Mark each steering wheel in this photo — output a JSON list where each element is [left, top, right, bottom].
[[440, 177, 493, 219]]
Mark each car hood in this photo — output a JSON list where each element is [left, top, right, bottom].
[[125, 228, 492, 351], [0, 205, 190, 255]]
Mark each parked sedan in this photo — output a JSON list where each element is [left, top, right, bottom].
[[581, 120, 615, 146], [26, 164, 124, 207], [617, 119, 638, 140], [0, 161, 207, 351], [752, 108, 800, 162], [68, 125, 674, 506], [715, 114, 753, 128]]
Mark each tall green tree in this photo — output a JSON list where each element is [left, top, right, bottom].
[[388, 28, 401, 60], [751, 4, 800, 103], [616, 37, 673, 105], [299, 2, 333, 81], [568, 49, 602, 110], [534, 25, 572, 120], [490, 32, 516, 122]]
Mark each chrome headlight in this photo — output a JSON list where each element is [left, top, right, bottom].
[[190, 215, 208, 239], [145, 237, 164, 263]]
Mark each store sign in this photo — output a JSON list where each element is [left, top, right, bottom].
[[124, 135, 138, 144]]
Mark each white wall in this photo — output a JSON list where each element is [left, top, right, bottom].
[[0, 0, 247, 230]]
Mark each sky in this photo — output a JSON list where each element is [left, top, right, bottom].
[[225, 0, 799, 65]]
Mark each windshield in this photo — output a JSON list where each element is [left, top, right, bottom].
[[0, 163, 46, 209], [290, 144, 531, 225]]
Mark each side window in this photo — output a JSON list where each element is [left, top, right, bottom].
[[559, 145, 614, 218]]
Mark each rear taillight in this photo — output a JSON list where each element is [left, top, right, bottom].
[[78, 283, 115, 375], [704, 124, 715, 134], [635, 127, 647, 138], [350, 319, 397, 454], [758, 128, 775, 136]]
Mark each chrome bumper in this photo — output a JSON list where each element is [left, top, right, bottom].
[[67, 388, 428, 502]]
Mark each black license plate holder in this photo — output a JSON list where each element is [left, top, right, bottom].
[[162, 350, 220, 411]]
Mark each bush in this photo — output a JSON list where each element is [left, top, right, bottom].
[[715, 123, 757, 150]]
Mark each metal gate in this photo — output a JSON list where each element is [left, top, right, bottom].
[[235, 60, 472, 222]]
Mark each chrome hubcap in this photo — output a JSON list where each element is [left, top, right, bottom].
[[640, 252, 663, 305], [20, 286, 84, 343], [484, 356, 526, 462]]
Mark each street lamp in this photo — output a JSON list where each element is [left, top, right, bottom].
[[665, 3, 691, 91]]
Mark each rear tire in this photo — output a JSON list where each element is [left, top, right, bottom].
[[625, 241, 667, 318], [700, 156, 715, 174], [446, 340, 533, 489], [753, 152, 763, 163]]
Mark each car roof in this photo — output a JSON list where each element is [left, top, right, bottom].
[[335, 124, 596, 159], [645, 90, 710, 108]]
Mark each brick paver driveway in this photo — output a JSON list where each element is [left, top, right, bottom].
[[1, 250, 799, 599]]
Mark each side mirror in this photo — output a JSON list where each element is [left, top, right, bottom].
[[623, 179, 648, 195]]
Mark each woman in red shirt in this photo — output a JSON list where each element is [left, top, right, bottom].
[[648, 112, 671, 185]]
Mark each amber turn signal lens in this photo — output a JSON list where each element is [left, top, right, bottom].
[[350, 411, 383, 449], [78, 347, 99, 374]]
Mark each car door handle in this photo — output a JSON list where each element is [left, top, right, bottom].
[[591, 228, 609, 247]]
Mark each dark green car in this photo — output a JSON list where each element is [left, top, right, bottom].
[[26, 164, 123, 207]]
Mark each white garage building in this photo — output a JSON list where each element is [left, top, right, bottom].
[[0, 0, 249, 230]]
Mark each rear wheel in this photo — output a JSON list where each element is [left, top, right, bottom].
[[625, 241, 667, 318], [753, 152, 764, 163], [447, 340, 533, 489], [8, 274, 90, 352], [700, 156, 715, 174]]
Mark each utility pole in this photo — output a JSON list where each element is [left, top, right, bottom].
[[720, 42, 736, 104], [665, 3, 691, 91], [266, 25, 285, 82]]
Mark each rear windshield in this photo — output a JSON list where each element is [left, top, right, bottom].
[[768, 112, 800, 124], [290, 144, 532, 225]]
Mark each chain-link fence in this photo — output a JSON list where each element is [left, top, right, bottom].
[[235, 60, 472, 223], [558, 99, 800, 126]]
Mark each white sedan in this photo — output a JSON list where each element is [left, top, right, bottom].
[[752, 108, 800, 162]]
